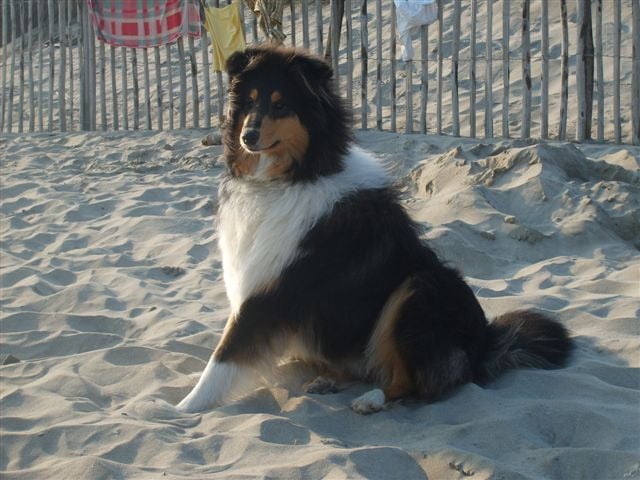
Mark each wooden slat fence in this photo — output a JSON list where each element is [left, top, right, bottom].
[[0, 0, 638, 145]]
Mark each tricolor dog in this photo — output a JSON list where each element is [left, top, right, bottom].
[[177, 46, 572, 414]]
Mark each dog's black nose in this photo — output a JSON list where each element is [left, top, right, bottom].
[[242, 130, 260, 148]]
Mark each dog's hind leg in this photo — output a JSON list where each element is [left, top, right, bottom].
[[352, 279, 416, 414]]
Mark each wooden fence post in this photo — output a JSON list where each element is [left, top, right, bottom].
[[28, 0, 35, 132], [576, 0, 593, 142], [0, 0, 8, 132], [188, 36, 200, 129], [48, 0, 55, 130], [132, 49, 140, 130], [177, 37, 187, 129], [451, 0, 461, 136], [540, 0, 549, 139], [166, 44, 174, 130], [419, 24, 428, 134], [633, 0, 640, 145], [143, 48, 152, 130], [595, 0, 604, 141], [346, 0, 353, 108], [375, 0, 382, 130], [58, 0, 67, 131], [502, 0, 509, 138], [436, 0, 443, 134], [521, 0, 531, 139], [111, 46, 119, 130], [470, 0, 477, 138], [18, 0, 25, 132], [360, 0, 368, 129], [390, 1, 397, 132], [81, 1, 92, 130], [559, 0, 568, 140], [485, 0, 493, 137], [613, 0, 621, 142]]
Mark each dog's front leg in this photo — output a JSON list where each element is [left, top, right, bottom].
[[176, 298, 280, 413]]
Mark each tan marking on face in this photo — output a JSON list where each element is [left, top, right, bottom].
[[259, 115, 310, 179], [271, 91, 283, 103], [367, 278, 416, 401], [230, 113, 260, 176], [249, 89, 258, 102]]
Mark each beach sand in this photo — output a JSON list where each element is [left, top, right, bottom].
[[1, 129, 638, 479]]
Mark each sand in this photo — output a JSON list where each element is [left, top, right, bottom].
[[1, 128, 639, 479]]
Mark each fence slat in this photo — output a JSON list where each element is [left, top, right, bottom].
[[330, 0, 340, 84], [99, 42, 107, 131], [595, 0, 604, 141], [345, 0, 353, 108], [436, 0, 443, 134], [315, 0, 323, 56], [110, 46, 119, 130], [89, 13, 97, 130], [390, 1, 397, 133], [375, 0, 382, 130], [419, 25, 428, 134], [613, 0, 621, 143], [633, 0, 640, 145], [485, 0, 493, 137], [470, 0, 477, 137], [154, 47, 163, 130], [18, 0, 25, 132], [521, 0, 531, 139], [541, 0, 549, 139], [166, 44, 174, 130], [576, 0, 587, 142], [0, 0, 8, 132], [501, 0, 509, 138], [214, 0, 224, 125], [143, 48, 152, 130], [47, 0, 55, 130], [360, 0, 368, 129], [132, 49, 140, 130], [58, 0, 67, 131], [302, 0, 310, 49], [290, 0, 296, 46], [28, 0, 35, 132], [188, 36, 199, 129], [405, 59, 413, 134], [559, 0, 568, 140], [201, 28, 211, 129], [121, 47, 129, 130], [177, 37, 187, 129], [451, 0, 461, 137]]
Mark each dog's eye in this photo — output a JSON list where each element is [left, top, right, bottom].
[[273, 102, 286, 111], [245, 99, 255, 109]]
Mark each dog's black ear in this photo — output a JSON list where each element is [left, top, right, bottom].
[[226, 50, 250, 77], [290, 53, 333, 81]]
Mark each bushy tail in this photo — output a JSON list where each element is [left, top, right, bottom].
[[480, 310, 573, 381]]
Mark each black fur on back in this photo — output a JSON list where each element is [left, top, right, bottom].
[[224, 45, 353, 182]]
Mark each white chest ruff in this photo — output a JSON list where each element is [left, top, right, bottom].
[[217, 147, 390, 313]]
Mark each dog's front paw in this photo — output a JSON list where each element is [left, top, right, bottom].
[[350, 388, 386, 415], [176, 391, 216, 413], [304, 376, 339, 394]]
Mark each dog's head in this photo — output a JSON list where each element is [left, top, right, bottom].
[[223, 46, 352, 182]]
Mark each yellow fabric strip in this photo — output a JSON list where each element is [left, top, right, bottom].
[[203, 1, 246, 72]]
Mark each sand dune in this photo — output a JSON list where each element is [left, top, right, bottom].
[[1, 129, 638, 479]]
